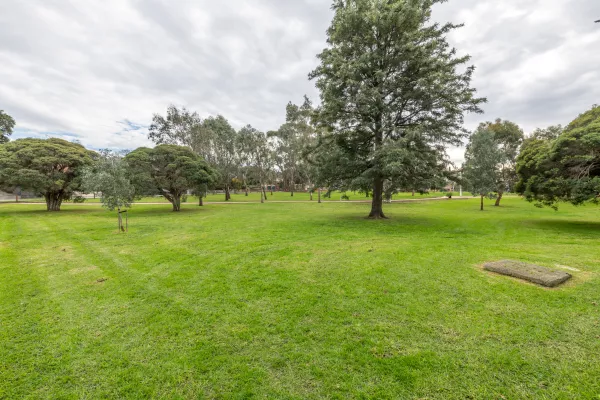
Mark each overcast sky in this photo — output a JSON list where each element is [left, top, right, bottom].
[[1, 0, 599, 161]]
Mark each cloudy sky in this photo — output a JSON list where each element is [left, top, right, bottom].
[[1, 0, 599, 161]]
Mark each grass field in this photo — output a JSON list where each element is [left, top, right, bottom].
[[12, 191, 456, 204], [1, 198, 599, 398]]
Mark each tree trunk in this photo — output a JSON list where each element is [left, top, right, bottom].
[[368, 178, 387, 219], [318, 188, 321, 204], [480, 194, 484, 211], [263, 185, 268, 201], [225, 185, 231, 201], [260, 181, 265, 203], [199, 195, 203, 206], [172, 194, 181, 212], [244, 176, 249, 197], [310, 191, 313, 201], [495, 192, 503, 207], [45, 193, 63, 211], [412, 190, 415, 197]]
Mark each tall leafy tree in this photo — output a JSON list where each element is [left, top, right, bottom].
[[237, 125, 270, 203], [309, 0, 485, 218], [148, 106, 239, 201], [149, 105, 203, 150], [271, 97, 315, 196], [516, 105, 600, 208], [463, 129, 502, 211], [203, 116, 238, 201], [125, 145, 216, 211], [0, 110, 16, 144], [0, 138, 95, 211], [475, 119, 524, 206]]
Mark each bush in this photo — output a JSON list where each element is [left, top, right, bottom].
[[73, 196, 86, 203], [446, 192, 453, 199], [181, 194, 188, 203], [341, 193, 350, 201]]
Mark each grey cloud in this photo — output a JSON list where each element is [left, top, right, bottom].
[[0, 0, 598, 160]]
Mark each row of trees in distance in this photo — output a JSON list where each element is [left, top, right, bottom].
[[1, 0, 599, 217], [463, 105, 600, 210]]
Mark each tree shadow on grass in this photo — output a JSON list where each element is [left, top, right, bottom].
[[527, 219, 600, 236], [0, 208, 97, 215], [310, 213, 437, 237]]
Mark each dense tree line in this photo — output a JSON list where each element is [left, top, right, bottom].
[[1, 1, 599, 217]]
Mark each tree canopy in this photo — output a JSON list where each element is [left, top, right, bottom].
[[309, 0, 485, 218], [463, 129, 503, 211], [474, 119, 524, 206], [516, 105, 600, 208], [0, 138, 95, 211], [125, 144, 217, 211], [0, 110, 16, 144]]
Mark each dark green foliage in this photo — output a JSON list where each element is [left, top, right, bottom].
[[148, 106, 239, 201], [0, 138, 95, 211], [474, 119, 524, 205], [516, 105, 600, 208], [463, 129, 503, 210], [125, 145, 217, 211], [309, 0, 485, 218], [0, 110, 15, 144]]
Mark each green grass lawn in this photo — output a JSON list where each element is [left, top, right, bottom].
[[1, 198, 599, 398], [13, 191, 457, 204]]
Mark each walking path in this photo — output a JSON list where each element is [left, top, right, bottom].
[[2, 197, 472, 206]]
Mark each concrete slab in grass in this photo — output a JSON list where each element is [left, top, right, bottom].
[[483, 260, 572, 288]]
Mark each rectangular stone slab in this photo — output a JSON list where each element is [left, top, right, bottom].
[[483, 260, 572, 288]]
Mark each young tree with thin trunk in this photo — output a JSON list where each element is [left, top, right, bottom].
[[125, 145, 216, 212], [0, 138, 94, 211], [309, 0, 485, 218], [82, 150, 136, 230], [463, 130, 502, 211]]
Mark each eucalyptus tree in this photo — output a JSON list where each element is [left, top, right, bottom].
[[237, 125, 270, 203], [463, 129, 502, 211], [0, 110, 15, 144], [271, 97, 315, 196], [148, 107, 240, 201], [148, 105, 207, 154], [475, 119, 524, 206], [0, 138, 95, 211], [309, 0, 485, 218], [203, 116, 238, 201]]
